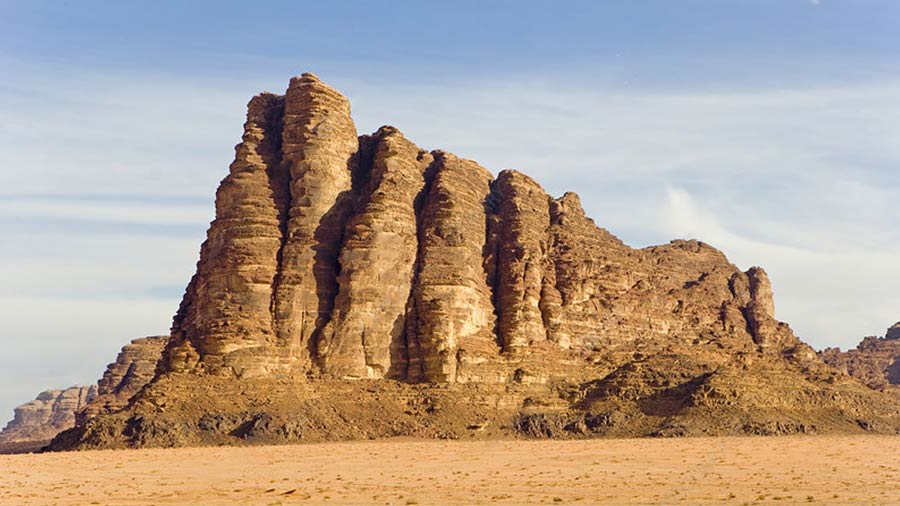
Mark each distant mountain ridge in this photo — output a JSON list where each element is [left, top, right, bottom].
[[0, 336, 166, 451], [821, 323, 900, 390], [0, 385, 96, 447]]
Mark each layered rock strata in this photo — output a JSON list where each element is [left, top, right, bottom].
[[0, 386, 97, 443], [821, 323, 900, 390], [273, 74, 360, 368], [319, 127, 431, 379], [156, 73, 805, 383], [406, 152, 499, 383], [82, 336, 168, 419], [165, 92, 288, 377]]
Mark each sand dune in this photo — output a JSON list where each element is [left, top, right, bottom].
[[1, 436, 898, 505]]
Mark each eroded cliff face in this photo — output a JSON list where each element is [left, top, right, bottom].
[[0, 336, 167, 448], [82, 336, 168, 420], [49, 73, 900, 451], [157, 73, 802, 383], [165, 92, 288, 377], [0, 386, 97, 444], [318, 128, 431, 380], [821, 323, 900, 390]]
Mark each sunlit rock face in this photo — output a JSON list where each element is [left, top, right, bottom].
[[0, 386, 97, 443], [157, 73, 801, 383], [821, 323, 900, 390]]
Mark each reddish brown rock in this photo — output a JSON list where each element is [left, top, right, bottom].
[[165, 92, 288, 377], [157, 73, 801, 384], [887, 322, 900, 341], [492, 170, 552, 352], [47, 73, 900, 451], [0, 386, 97, 444]]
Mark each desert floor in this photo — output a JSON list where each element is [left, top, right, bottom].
[[1, 436, 898, 505]]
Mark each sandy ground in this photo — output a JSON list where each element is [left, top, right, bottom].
[[1, 436, 898, 505]]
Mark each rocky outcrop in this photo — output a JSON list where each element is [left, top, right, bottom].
[[155, 73, 805, 384], [273, 73, 360, 370], [165, 92, 288, 377], [0, 386, 96, 444], [0, 336, 167, 448], [492, 170, 552, 352], [821, 322, 900, 390], [319, 127, 431, 379], [164, 74, 360, 378], [406, 152, 499, 383], [83, 336, 168, 419], [48, 73, 900, 450], [888, 322, 900, 341]]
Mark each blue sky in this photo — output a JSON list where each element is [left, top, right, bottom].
[[2, 0, 899, 419]]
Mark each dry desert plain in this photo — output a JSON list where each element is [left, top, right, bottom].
[[2, 436, 899, 505]]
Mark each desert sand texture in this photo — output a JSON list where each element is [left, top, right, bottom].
[[2, 436, 899, 505]]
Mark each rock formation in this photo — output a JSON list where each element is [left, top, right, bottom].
[[158, 74, 802, 382], [0, 386, 96, 444], [318, 127, 432, 380], [821, 322, 900, 390], [46, 73, 900, 450], [0, 336, 166, 452], [81, 336, 168, 419]]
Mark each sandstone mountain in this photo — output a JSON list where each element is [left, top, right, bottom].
[[821, 323, 900, 390], [0, 385, 96, 450], [48, 74, 900, 450]]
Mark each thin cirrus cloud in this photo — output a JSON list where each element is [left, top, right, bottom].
[[1, 64, 899, 418]]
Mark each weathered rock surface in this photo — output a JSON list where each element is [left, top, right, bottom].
[[888, 322, 900, 341], [0, 336, 167, 451], [492, 170, 552, 352], [165, 92, 288, 377], [0, 386, 96, 444], [46, 73, 900, 450], [273, 73, 360, 370], [406, 152, 500, 383], [83, 336, 168, 419], [155, 74, 805, 384], [319, 127, 431, 379], [821, 322, 900, 390]]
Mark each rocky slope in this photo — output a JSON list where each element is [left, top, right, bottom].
[[48, 73, 900, 450], [0, 386, 96, 446], [81, 336, 168, 420], [821, 323, 900, 390]]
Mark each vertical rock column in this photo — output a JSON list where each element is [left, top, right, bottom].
[[319, 127, 432, 379], [744, 266, 791, 349], [729, 266, 796, 350], [165, 93, 288, 376], [273, 73, 359, 369], [81, 336, 169, 421], [493, 170, 552, 353], [407, 153, 498, 382]]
